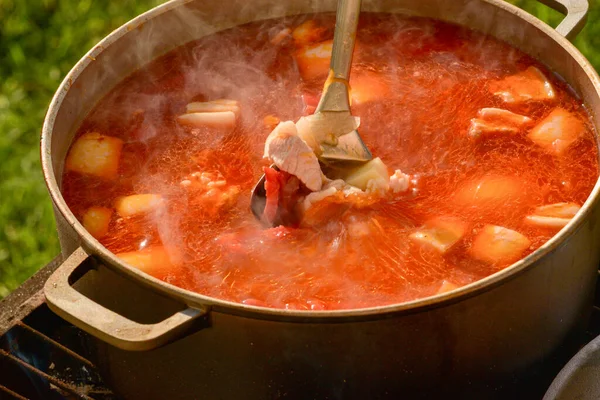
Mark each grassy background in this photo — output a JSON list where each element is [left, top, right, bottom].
[[0, 0, 598, 298]]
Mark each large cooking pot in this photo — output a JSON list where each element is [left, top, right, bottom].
[[41, 0, 600, 398]]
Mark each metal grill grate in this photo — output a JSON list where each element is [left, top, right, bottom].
[[0, 305, 115, 400]]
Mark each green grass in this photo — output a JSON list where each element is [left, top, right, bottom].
[[0, 0, 599, 298]]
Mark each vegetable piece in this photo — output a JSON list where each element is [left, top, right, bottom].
[[185, 100, 240, 115], [65, 132, 123, 179], [264, 121, 323, 191], [524, 202, 581, 228], [342, 157, 389, 192], [294, 40, 333, 81], [177, 111, 236, 129], [409, 216, 467, 253], [116, 246, 175, 277], [455, 175, 523, 206], [115, 194, 164, 217], [469, 225, 531, 264], [349, 72, 390, 105], [468, 108, 532, 138], [437, 280, 459, 294], [489, 66, 555, 104], [292, 20, 327, 46], [527, 108, 585, 155], [82, 206, 112, 239]]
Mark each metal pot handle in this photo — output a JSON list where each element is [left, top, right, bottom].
[[537, 0, 589, 39], [44, 247, 207, 351]]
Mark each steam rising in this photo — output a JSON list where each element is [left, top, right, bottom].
[[62, 4, 598, 311]]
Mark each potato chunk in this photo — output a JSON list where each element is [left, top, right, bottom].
[[350, 72, 390, 105], [294, 40, 333, 81], [469, 225, 531, 265], [342, 157, 389, 192], [410, 216, 467, 253], [524, 202, 580, 229], [292, 20, 326, 46], [527, 108, 585, 155], [116, 246, 175, 276], [82, 206, 112, 239], [468, 108, 532, 138], [115, 194, 164, 217], [65, 132, 123, 179], [455, 175, 522, 206], [489, 66, 555, 104]]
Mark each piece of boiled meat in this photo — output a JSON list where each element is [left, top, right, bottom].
[[263, 121, 323, 191]]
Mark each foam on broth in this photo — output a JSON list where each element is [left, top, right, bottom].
[[61, 14, 599, 310]]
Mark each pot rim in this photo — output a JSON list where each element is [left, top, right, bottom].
[[41, 0, 600, 320]]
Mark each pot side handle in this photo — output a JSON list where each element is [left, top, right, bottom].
[[536, 0, 588, 40], [44, 247, 207, 351]]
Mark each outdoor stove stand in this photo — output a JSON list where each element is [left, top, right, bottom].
[[1, 257, 599, 400]]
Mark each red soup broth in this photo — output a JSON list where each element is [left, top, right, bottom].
[[61, 14, 599, 310]]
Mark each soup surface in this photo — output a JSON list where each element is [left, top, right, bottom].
[[62, 14, 598, 310]]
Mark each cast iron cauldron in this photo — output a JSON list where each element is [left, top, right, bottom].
[[41, 0, 600, 398]]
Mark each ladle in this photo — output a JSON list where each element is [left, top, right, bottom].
[[250, 0, 371, 221]]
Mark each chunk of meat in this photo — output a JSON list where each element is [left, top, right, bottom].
[[489, 66, 555, 104], [264, 121, 323, 191], [527, 108, 585, 155], [82, 206, 113, 239], [177, 111, 236, 129], [524, 202, 581, 229], [468, 108, 532, 138], [455, 175, 523, 207], [469, 225, 531, 265], [302, 180, 350, 212], [116, 246, 177, 277], [301, 189, 380, 228], [65, 132, 123, 179], [409, 216, 468, 253], [389, 169, 411, 194], [180, 171, 241, 216], [115, 194, 164, 217]]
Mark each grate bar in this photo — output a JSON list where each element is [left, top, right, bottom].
[[15, 321, 96, 369], [0, 349, 94, 400], [0, 384, 29, 400]]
